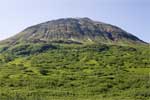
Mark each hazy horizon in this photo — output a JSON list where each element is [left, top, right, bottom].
[[0, 0, 149, 42]]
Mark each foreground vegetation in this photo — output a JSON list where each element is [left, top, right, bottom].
[[0, 43, 149, 100]]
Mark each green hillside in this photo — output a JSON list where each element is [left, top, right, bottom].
[[0, 43, 149, 100]]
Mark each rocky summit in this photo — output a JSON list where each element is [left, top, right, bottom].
[[1, 18, 146, 45]]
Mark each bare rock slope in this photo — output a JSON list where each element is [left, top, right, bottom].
[[1, 18, 146, 45]]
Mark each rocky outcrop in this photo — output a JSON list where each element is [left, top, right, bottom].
[[1, 18, 146, 45]]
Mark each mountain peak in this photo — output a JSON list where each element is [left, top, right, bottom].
[[1, 17, 146, 45]]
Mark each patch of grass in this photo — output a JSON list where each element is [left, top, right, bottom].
[[0, 43, 149, 100]]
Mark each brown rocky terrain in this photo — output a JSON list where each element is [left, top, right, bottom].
[[0, 18, 146, 45]]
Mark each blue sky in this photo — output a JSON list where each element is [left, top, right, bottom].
[[0, 0, 149, 42]]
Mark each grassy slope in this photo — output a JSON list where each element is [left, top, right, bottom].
[[0, 43, 149, 100]]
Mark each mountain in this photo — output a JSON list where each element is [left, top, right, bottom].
[[0, 18, 149, 100], [0, 18, 146, 46]]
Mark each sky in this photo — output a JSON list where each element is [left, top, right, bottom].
[[0, 0, 149, 42]]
